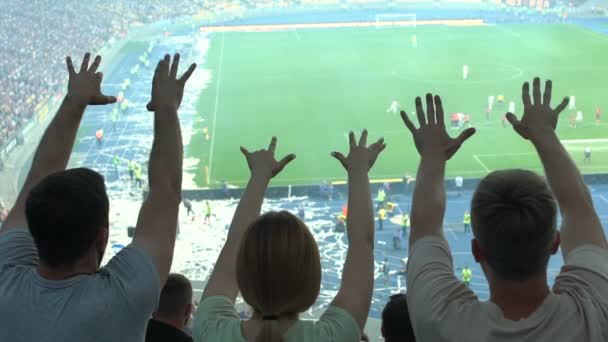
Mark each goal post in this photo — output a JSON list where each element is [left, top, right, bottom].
[[375, 14, 417, 29]]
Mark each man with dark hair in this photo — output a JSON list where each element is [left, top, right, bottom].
[[401, 78, 608, 340], [381, 294, 416, 342], [0, 53, 196, 342], [146, 273, 194, 342]]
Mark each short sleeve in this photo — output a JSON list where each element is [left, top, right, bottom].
[[554, 245, 608, 310], [102, 244, 161, 316], [0, 229, 38, 268], [314, 306, 361, 342], [406, 237, 476, 333], [193, 296, 241, 342]]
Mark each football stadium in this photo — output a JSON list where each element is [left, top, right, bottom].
[[1, 1, 608, 341]]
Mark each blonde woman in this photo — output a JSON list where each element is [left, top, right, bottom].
[[195, 132, 385, 341]]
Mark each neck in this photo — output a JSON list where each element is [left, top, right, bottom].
[[488, 273, 551, 320], [152, 314, 185, 330], [37, 257, 98, 281]]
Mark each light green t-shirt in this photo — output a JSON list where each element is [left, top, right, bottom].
[[193, 296, 361, 342]]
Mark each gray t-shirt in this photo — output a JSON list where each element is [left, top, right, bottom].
[[0, 230, 160, 342]]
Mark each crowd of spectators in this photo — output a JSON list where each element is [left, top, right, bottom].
[[0, 0, 230, 150]]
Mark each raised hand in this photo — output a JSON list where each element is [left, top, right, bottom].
[[66, 53, 116, 106], [506, 77, 569, 141], [332, 130, 386, 172], [240, 137, 296, 179], [401, 94, 475, 160], [147, 53, 196, 112]]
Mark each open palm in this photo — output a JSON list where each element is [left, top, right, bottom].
[[401, 94, 475, 160], [506, 78, 569, 141], [241, 137, 296, 179], [66, 53, 116, 106]]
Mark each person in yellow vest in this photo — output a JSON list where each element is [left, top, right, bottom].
[[378, 208, 386, 230], [128, 160, 135, 180], [386, 202, 396, 217], [376, 188, 386, 210], [462, 265, 472, 286], [134, 162, 143, 188], [401, 213, 410, 236], [463, 210, 471, 233]]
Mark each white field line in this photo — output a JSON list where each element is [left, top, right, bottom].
[[473, 154, 491, 172], [206, 33, 226, 185]]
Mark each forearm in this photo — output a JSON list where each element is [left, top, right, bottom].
[[148, 106, 183, 201], [410, 156, 446, 245], [346, 170, 374, 245], [532, 132, 606, 252], [24, 96, 85, 191], [532, 132, 592, 213], [203, 174, 270, 300]]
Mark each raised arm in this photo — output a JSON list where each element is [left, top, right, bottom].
[[0, 54, 116, 233], [506, 78, 607, 256], [401, 95, 475, 247], [202, 137, 295, 300], [330, 130, 386, 329], [132, 54, 196, 286]]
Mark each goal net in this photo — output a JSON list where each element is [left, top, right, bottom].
[[375, 14, 417, 29]]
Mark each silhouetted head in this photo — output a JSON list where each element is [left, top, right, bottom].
[[381, 294, 416, 342], [153, 273, 193, 329], [26, 168, 109, 269], [471, 169, 559, 281], [236, 211, 321, 342]]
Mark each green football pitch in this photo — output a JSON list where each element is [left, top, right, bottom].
[[187, 23, 608, 188]]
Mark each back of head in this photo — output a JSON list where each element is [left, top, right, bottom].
[[155, 273, 193, 327], [471, 169, 557, 281], [26, 168, 109, 268], [381, 294, 416, 342], [236, 211, 321, 342]]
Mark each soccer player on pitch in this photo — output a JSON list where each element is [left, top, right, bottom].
[[595, 106, 601, 125], [569, 95, 576, 110], [462, 64, 469, 80], [488, 95, 495, 111], [584, 147, 592, 164], [386, 100, 400, 114]]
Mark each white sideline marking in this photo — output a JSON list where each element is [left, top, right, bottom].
[[473, 154, 491, 172], [207, 33, 226, 185]]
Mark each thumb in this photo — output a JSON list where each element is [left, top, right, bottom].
[[505, 112, 520, 127], [278, 154, 296, 169], [240, 146, 250, 157], [506, 112, 528, 138], [331, 152, 348, 169], [456, 127, 476, 145]]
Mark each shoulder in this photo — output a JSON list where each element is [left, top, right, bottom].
[[554, 245, 608, 308], [294, 306, 360, 341], [193, 296, 241, 341]]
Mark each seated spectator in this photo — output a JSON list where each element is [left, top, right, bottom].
[[381, 293, 416, 342], [401, 79, 608, 340], [146, 273, 194, 342], [195, 132, 386, 341], [0, 53, 196, 341]]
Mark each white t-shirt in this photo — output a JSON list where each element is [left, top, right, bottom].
[[0, 229, 160, 342], [406, 236, 608, 342]]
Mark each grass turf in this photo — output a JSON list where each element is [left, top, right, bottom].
[[188, 23, 608, 188]]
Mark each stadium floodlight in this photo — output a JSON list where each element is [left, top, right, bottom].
[[375, 13, 417, 29]]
